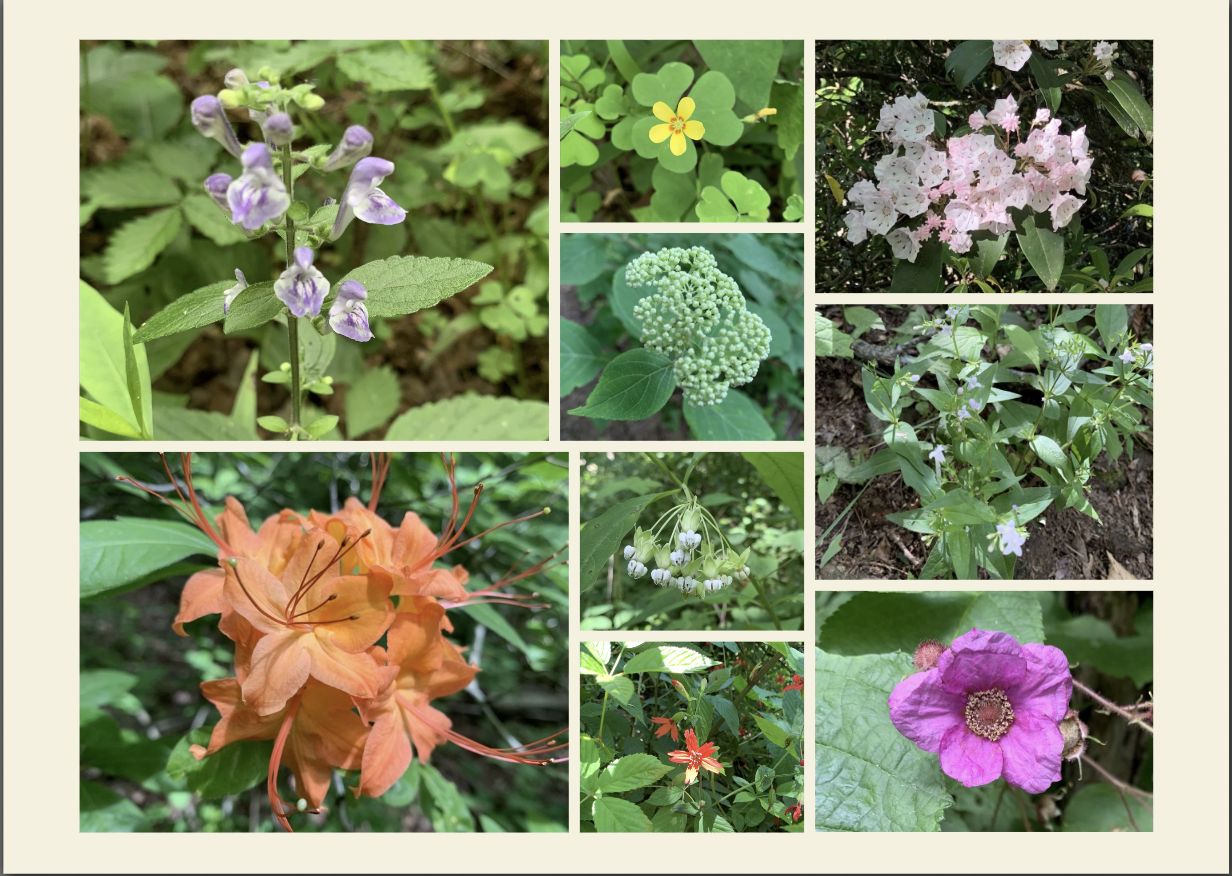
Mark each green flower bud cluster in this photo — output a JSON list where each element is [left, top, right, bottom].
[[626, 247, 772, 407], [619, 496, 753, 600]]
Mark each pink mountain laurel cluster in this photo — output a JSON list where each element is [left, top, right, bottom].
[[843, 92, 1092, 261], [888, 628, 1073, 793], [119, 453, 567, 832]]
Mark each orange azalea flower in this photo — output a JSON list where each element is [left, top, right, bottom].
[[223, 528, 394, 715], [650, 716, 680, 742], [783, 674, 804, 693], [667, 728, 724, 785], [191, 677, 367, 832]]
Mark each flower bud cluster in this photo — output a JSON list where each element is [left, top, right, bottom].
[[626, 247, 772, 407], [618, 499, 753, 600], [844, 91, 1092, 261]]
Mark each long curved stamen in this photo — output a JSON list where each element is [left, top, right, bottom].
[[400, 698, 569, 764], [286, 540, 328, 618], [116, 453, 233, 555], [230, 563, 287, 627], [287, 593, 338, 620], [286, 530, 372, 618], [369, 452, 392, 512]]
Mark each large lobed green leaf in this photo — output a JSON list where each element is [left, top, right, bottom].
[[815, 649, 952, 831]]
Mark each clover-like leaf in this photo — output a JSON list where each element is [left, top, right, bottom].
[[630, 62, 695, 109], [560, 105, 601, 168], [561, 55, 605, 102], [695, 171, 770, 222], [595, 84, 628, 120], [687, 71, 743, 146]]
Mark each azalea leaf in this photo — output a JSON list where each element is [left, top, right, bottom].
[[80, 518, 219, 599], [166, 728, 272, 799]]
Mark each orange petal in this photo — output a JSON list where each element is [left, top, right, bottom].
[[357, 712, 412, 799], [195, 678, 283, 754], [651, 101, 675, 122], [649, 123, 672, 144], [243, 633, 311, 715], [312, 575, 393, 654], [669, 132, 687, 156], [304, 635, 379, 699], [683, 119, 705, 140], [173, 569, 227, 635], [224, 559, 289, 634], [386, 604, 446, 672], [391, 511, 438, 569], [675, 96, 696, 121]]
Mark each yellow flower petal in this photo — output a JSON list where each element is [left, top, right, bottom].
[[649, 123, 672, 144], [675, 97, 696, 121], [669, 131, 687, 156], [683, 119, 705, 140], [652, 101, 675, 123]]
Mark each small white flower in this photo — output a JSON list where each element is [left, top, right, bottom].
[[623, 545, 636, 560]]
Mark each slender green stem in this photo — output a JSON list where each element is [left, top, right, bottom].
[[473, 192, 507, 289], [430, 84, 457, 136], [748, 574, 783, 631], [281, 141, 303, 433], [645, 453, 687, 497]]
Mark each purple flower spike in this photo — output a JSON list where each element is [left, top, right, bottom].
[[190, 95, 244, 158], [262, 112, 294, 147], [329, 157, 406, 241], [204, 173, 233, 213], [321, 125, 374, 172], [329, 280, 373, 342], [226, 143, 290, 231], [888, 628, 1071, 794], [223, 269, 248, 315], [275, 247, 330, 318]]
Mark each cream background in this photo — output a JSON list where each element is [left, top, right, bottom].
[[5, 3, 1228, 871]]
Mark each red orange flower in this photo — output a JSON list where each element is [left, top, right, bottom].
[[783, 674, 804, 693], [667, 728, 724, 785], [650, 716, 680, 742]]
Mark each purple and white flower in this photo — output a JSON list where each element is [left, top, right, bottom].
[[204, 174, 233, 214], [223, 269, 247, 315], [275, 247, 330, 318], [321, 125, 375, 172], [191, 95, 244, 158], [329, 157, 407, 241], [227, 143, 290, 230], [329, 280, 374, 342], [262, 112, 294, 147]]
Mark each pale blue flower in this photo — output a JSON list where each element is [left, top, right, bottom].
[[329, 157, 407, 242], [275, 246, 329, 318], [321, 125, 374, 172], [329, 280, 373, 342], [227, 143, 290, 230]]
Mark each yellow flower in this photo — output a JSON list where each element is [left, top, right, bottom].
[[649, 97, 705, 156]]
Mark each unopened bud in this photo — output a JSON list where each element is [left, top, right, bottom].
[[913, 639, 947, 671], [1058, 708, 1088, 761]]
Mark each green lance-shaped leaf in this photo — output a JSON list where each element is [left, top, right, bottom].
[[579, 491, 680, 591], [1016, 215, 1065, 291], [133, 280, 234, 343], [623, 645, 713, 674], [80, 518, 218, 600], [741, 452, 804, 525]]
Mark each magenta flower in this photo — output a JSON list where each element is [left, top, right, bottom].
[[888, 629, 1071, 794]]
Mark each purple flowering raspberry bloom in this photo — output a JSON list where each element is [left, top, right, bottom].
[[204, 174, 233, 214], [329, 157, 406, 241], [227, 143, 291, 231], [888, 628, 1071, 793], [329, 280, 373, 342], [321, 125, 375, 172], [275, 247, 330, 318], [190, 95, 244, 158]]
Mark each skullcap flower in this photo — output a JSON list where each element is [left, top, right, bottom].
[[329, 157, 407, 242], [275, 246, 329, 318], [888, 628, 1071, 793], [329, 280, 373, 342], [227, 143, 290, 230], [191, 95, 244, 158]]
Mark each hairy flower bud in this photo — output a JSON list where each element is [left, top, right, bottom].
[[320, 125, 374, 172], [262, 112, 294, 147], [190, 95, 243, 158], [913, 639, 947, 671]]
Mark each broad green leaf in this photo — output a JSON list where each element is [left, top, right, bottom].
[[693, 40, 782, 112], [815, 649, 952, 831], [560, 319, 607, 395], [1031, 435, 1067, 468], [344, 365, 400, 437], [606, 40, 641, 82], [1104, 70, 1153, 140], [945, 40, 993, 88], [385, 393, 547, 440], [1003, 324, 1040, 369], [609, 265, 646, 340], [694, 185, 738, 222], [1061, 783, 1153, 832], [686, 71, 743, 147], [107, 73, 182, 140], [754, 713, 788, 748], [166, 728, 272, 798], [770, 79, 805, 160], [80, 281, 152, 437], [79, 397, 141, 438], [146, 136, 218, 182], [597, 675, 634, 706], [623, 645, 713, 674], [597, 754, 673, 793], [592, 796, 653, 832], [890, 240, 943, 294], [580, 646, 607, 676], [221, 281, 280, 333], [80, 518, 218, 599], [560, 234, 608, 285], [815, 314, 854, 358], [418, 760, 476, 832], [80, 782, 146, 832], [81, 161, 180, 209], [709, 696, 739, 736], [121, 304, 150, 439], [1089, 87, 1139, 138], [1119, 204, 1153, 220], [741, 452, 804, 525], [333, 255, 492, 318], [80, 669, 138, 709], [103, 207, 183, 284], [1095, 304, 1128, 352], [182, 193, 250, 246], [817, 591, 1045, 656], [569, 349, 675, 420], [843, 306, 884, 339], [631, 61, 695, 108], [153, 405, 253, 440], [973, 233, 1009, 279], [650, 163, 697, 221], [1016, 215, 1065, 290], [579, 490, 678, 590], [336, 46, 433, 91], [132, 280, 231, 343], [683, 389, 775, 441], [1046, 614, 1152, 686]]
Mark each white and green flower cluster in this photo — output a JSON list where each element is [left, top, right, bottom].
[[621, 500, 752, 599], [626, 247, 772, 407]]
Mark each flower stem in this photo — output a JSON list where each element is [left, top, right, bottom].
[[1072, 679, 1153, 733], [281, 141, 302, 433]]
